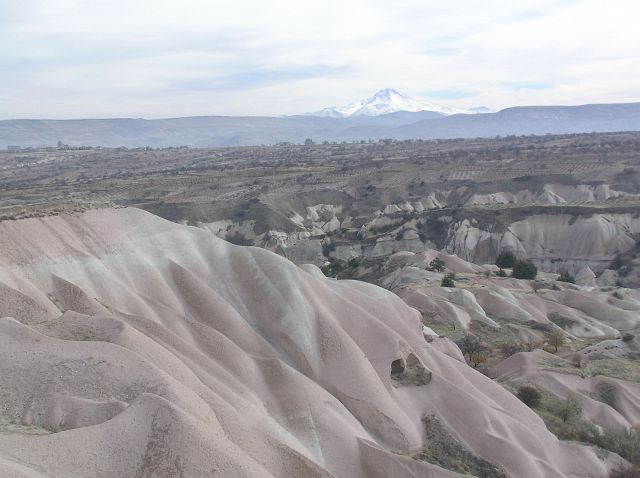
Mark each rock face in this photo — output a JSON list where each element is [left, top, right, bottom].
[[446, 213, 640, 275], [205, 199, 640, 283], [575, 266, 597, 286], [466, 184, 637, 207], [597, 269, 620, 286], [0, 208, 623, 477], [370, 250, 640, 341]]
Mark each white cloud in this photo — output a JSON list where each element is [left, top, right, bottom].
[[1, 0, 639, 118]]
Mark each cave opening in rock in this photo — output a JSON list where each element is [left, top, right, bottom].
[[391, 358, 405, 376]]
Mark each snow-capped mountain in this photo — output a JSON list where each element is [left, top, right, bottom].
[[469, 106, 492, 114], [307, 88, 471, 117]]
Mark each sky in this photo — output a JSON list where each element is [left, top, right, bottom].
[[1, 0, 639, 119]]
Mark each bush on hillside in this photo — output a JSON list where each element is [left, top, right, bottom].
[[500, 342, 525, 357], [496, 251, 516, 268], [429, 257, 446, 272], [547, 332, 566, 352], [601, 428, 640, 466], [455, 334, 487, 362], [558, 270, 575, 283], [512, 260, 538, 280], [440, 274, 455, 287], [533, 388, 640, 466], [517, 385, 541, 408], [556, 396, 582, 423], [470, 352, 487, 368]]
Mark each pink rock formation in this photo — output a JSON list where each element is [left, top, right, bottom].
[[0, 209, 624, 477]]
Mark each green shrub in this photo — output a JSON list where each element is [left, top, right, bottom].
[[547, 332, 566, 352], [497, 268, 507, 277], [455, 334, 487, 362], [496, 251, 516, 268], [600, 427, 640, 464], [500, 342, 528, 357], [415, 415, 509, 478], [320, 260, 347, 277], [533, 389, 640, 465], [441, 274, 455, 287], [551, 415, 601, 443], [517, 385, 541, 408], [558, 270, 575, 283], [556, 396, 582, 423], [429, 257, 446, 272], [512, 260, 538, 280]]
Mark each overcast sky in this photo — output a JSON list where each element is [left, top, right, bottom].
[[1, 0, 639, 119]]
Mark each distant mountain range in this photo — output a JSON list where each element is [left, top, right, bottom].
[[2, 96, 640, 149]]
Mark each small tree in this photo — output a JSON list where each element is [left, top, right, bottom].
[[548, 332, 566, 352], [532, 281, 546, 293], [557, 396, 582, 423], [512, 260, 538, 280], [470, 352, 487, 368], [500, 342, 525, 357], [602, 428, 640, 467], [428, 257, 446, 272], [440, 274, 455, 287], [497, 268, 507, 277], [558, 270, 575, 283], [496, 250, 516, 268], [517, 384, 541, 408], [455, 334, 487, 362]]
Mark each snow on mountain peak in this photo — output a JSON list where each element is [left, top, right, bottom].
[[308, 88, 472, 117]]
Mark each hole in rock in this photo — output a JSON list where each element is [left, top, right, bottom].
[[391, 358, 406, 376], [391, 353, 432, 387]]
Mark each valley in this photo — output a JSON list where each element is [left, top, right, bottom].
[[1, 130, 639, 477], [2, 131, 639, 284], [4, 0, 640, 476]]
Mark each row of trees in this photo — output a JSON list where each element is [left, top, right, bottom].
[[495, 251, 538, 280], [431, 252, 539, 285], [496, 251, 580, 283], [455, 330, 567, 370], [427, 257, 457, 287]]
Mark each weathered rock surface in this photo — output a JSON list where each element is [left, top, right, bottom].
[[0, 208, 625, 477]]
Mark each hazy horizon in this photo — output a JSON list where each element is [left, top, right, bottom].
[[2, 0, 639, 120], [4, 96, 640, 122]]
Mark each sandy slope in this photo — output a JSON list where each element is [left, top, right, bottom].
[[383, 251, 639, 341], [0, 208, 624, 477], [492, 350, 640, 429]]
